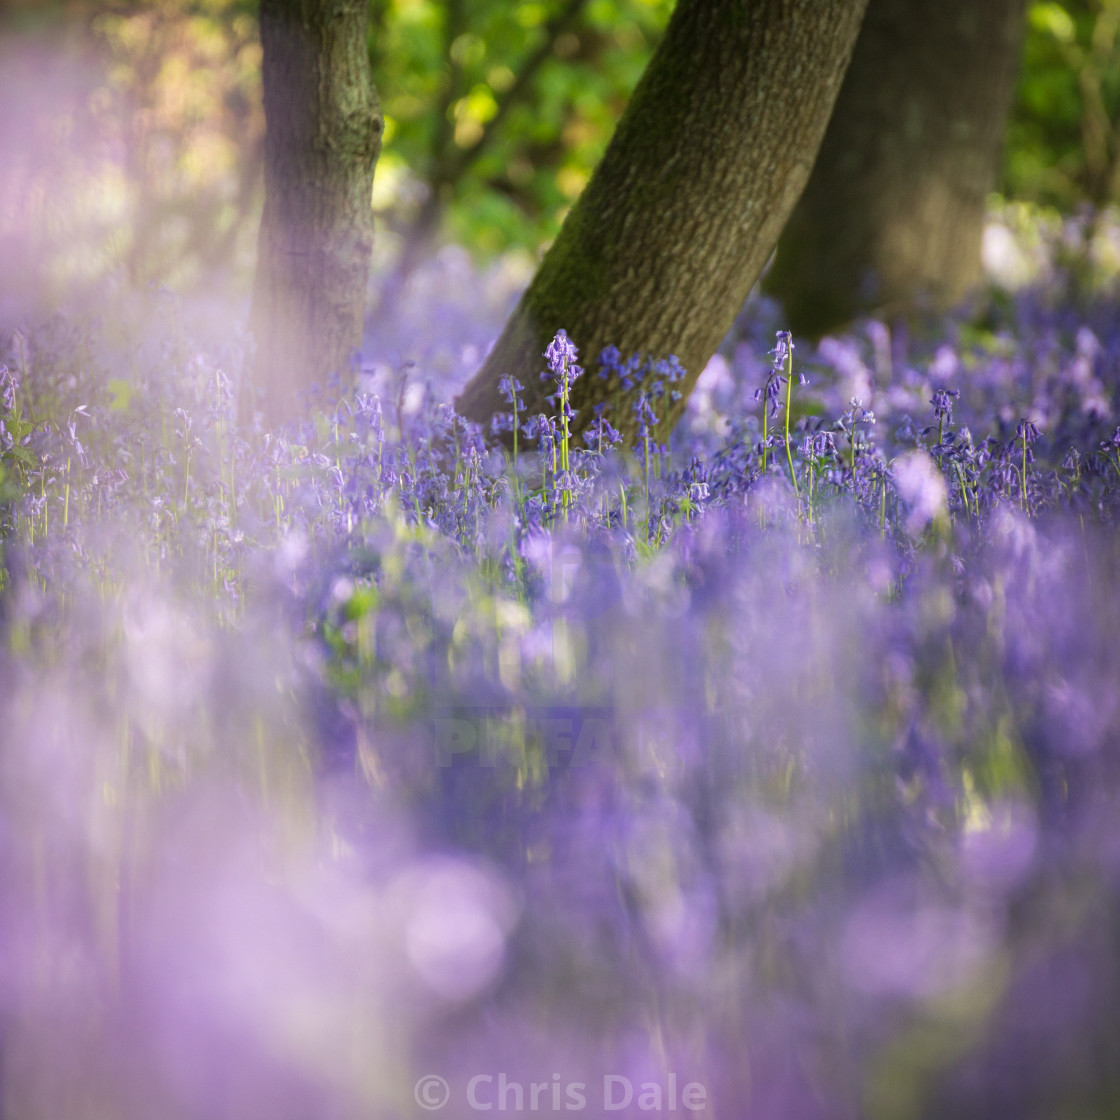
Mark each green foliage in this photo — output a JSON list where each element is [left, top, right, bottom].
[[0, 0, 265, 299], [0, 411, 39, 523], [7, 0, 1120, 298], [0, 366, 43, 548], [1004, 0, 1120, 211], [372, 0, 673, 255]]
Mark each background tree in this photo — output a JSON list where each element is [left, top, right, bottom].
[[1008, 0, 1120, 211], [247, 0, 382, 425], [370, 0, 588, 318], [367, 0, 672, 290], [4, 0, 1117, 426], [763, 0, 1028, 338], [455, 0, 870, 442], [1003, 0, 1120, 290]]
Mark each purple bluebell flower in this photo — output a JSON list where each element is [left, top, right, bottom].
[[0, 364, 15, 412], [1016, 418, 1040, 447], [499, 376, 525, 407], [544, 329, 582, 385], [584, 417, 622, 449], [931, 387, 961, 424]]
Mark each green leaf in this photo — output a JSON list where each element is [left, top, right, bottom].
[[1029, 3, 1076, 44]]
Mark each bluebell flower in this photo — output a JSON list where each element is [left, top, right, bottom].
[[498, 376, 525, 407], [772, 330, 792, 361], [931, 388, 960, 424], [584, 417, 622, 449], [0, 364, 16, 412], [598, 345, 621, 380], [544, 330, 582, 385]]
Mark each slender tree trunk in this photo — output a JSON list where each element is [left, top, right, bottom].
[[455, 0, 869, 443], [764, 0, 1027, 338], [248, 0, 382, 426]]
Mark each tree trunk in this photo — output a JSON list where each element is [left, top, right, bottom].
[[455, 0, 869, 444], [248, 0, 382, 426], [763, 0, 1027, 338]]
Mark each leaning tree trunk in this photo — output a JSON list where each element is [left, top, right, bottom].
[[456, 0, 869, 444], [248, 0, 382, 426], [763, 0, 1027, 338]]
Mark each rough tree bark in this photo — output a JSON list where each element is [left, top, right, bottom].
[[763, 0, 1027, 338], [455, 0, 869, 443], [248, 0, 382, 426]]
